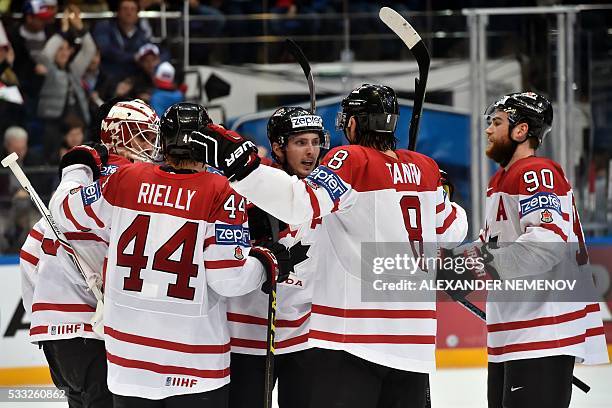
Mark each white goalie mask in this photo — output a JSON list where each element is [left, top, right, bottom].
[[100, 99, 161, 162]]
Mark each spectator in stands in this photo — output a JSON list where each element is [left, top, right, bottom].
[[92, 0, 151, 80], [0, 126, 44, 200], [1, 126, 42, 167], [131, 42, 160, 101], [58, 121, 85, 158], [8, 0, 57, 143], [37, 4, 96, 163], [150, 61, 184, 115], [0, 22, 27, 138], [269, 0, 322, 38]]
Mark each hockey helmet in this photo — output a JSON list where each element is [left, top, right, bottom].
[[336, 84, 399, 133], [267, 106, 330, 162], [160, 102, 212, 160], [485, 92, 553, 144], [100, 99, 160, 162]]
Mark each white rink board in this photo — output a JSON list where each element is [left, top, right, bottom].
[[0, 263, 47, 369]]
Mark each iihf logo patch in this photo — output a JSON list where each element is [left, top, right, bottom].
[[50, 326, 56, 335], [541, 209, 553, 223], [234, 246, 244, 260], [165, 377, 172, 386]]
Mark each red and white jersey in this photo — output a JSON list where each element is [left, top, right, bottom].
[[23, 220, 106, 342], [20, 222, 43, 317], [481, 156, 608, 364], [232, 145, 468, 373], [227, 221, 321, 355], [50, 162, 266, 399], [22, 155, 131, 343]]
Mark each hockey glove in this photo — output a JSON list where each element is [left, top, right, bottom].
[[440, 169, 455, 201], [59, 143, 109, 180], [249, 242, 291, 294], [437, 243, 499, 300], [189, 124, 260, 181]]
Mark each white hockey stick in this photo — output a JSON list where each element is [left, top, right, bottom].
[[379, 7, 430, 151], [2, 152, 105, 335]]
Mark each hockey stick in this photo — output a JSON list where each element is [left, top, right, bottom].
[[379, 7, 430, 151], [264, 277, 277, 408], [285, 38, 316, 113], [1, 152, 105, 335], [456, 297, 591, 394]]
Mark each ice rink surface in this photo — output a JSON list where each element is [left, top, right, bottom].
[[1, 364, 609, 408]]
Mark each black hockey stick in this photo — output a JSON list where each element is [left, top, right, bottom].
[[379, 7, 430, 151], [264, 278, 278, 408], [456, 298, 591, 394], [285, 38, 316, 113]]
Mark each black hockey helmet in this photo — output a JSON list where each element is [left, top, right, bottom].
[[485, 92, 553, 146], [267, 106, 330, 163], [160, 102, 212, 160], [336, 83, 399, 150]]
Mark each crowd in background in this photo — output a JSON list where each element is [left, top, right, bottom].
[[0, 0, 610, 252]]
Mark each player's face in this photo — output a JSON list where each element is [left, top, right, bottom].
[[282, 132, 321, 178], [129, 128, 158, 162], [485, 110, 514, 165]]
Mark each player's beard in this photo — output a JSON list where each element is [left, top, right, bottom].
[[486, 135, 516, 167]]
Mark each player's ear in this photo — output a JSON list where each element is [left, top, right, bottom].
[[511, 122, 529, 143], [272, 142, 285, 163]]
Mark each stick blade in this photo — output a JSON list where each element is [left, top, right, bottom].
[[285, 38, 311, 78], [1, 152, 19, 167], [379, 7, 421, 49]]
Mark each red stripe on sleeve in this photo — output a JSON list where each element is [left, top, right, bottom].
[[303, 182, 321, 220], [204, 259, 246, 269], [539, 223, 568, 242], [435, 202, 445, 214], [204, 236, 216, 248], [29, 229, 44, 242], [29, 326, 48, 335], [20, 250, 39, 266], [64, 232, 108, 244], [436, 205, 457, 235], [32, 303, 96, 313], [84, 205, 105, 228], [62, 196, 89, 231]]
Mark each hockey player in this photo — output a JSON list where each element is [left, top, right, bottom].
[[192, 84, 469, 408], [18, 98, 159, 408], [228, 106, 328, 408], [445, 92, 608, 408], [49, 102, 289, 406]]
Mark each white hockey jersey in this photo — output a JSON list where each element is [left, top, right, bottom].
[[22, 155, 131, 343], [481, 156, 608, 364], [227, 221, 321, 355], [231, 145, 468, 373], [49, 162, 266, 399], [22, 220, 104, 342]]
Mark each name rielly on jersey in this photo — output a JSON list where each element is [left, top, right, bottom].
[[137, 182, 197, 211], [385, 162, 422, 185]]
